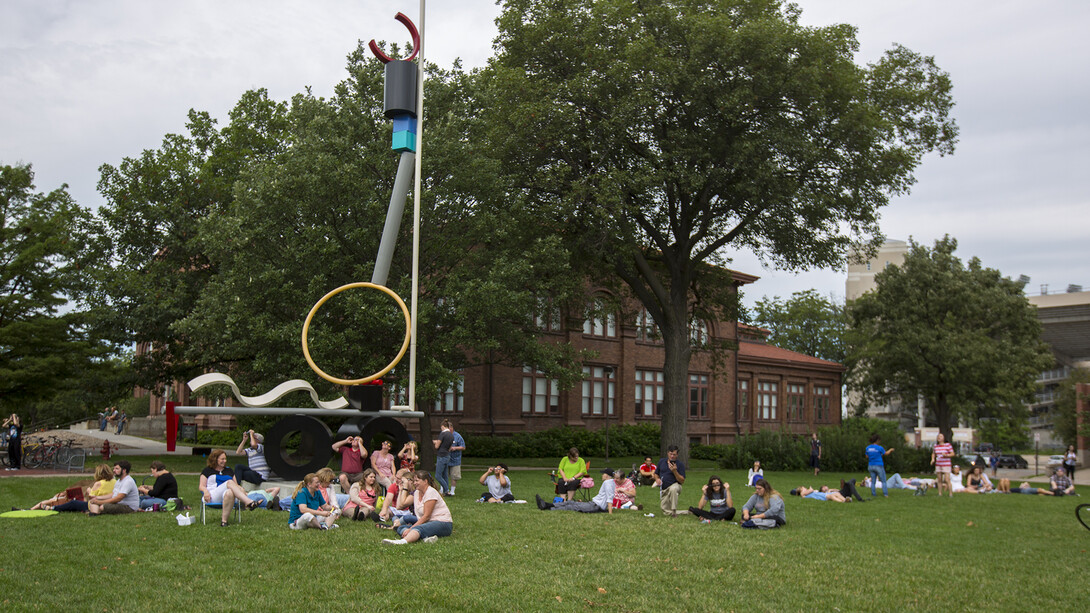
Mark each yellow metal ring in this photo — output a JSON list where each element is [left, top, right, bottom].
[[301, 282, 411, 386]]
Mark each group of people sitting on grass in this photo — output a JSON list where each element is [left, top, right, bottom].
[[22, 459, 183, 515]]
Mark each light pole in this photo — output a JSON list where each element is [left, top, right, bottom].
[[603, 366, 615, 463]]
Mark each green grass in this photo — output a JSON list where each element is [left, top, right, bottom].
[[1, 465, 1087, 612]]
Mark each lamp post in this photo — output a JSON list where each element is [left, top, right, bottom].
[[603, 366, 615, 463]]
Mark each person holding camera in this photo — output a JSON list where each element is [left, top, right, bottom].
[[654, 445, 687, 516], [478, 464, 514, 503], [234, 429, 270, 487], [3, 414, 21, 471]]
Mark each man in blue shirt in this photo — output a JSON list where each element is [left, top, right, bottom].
[[654, 445, 687, 516], [865, 434, 894, 497], [449, 426, 466, 496]]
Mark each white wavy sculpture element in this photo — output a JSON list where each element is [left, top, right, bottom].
[[187, 373, 349, 410]]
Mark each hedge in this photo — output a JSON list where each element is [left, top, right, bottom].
[[463, 423, 662, 459]]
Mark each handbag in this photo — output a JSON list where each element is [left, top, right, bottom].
[[579, 477, 595, 489]]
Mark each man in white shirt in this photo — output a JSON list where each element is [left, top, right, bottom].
[[88, 460, 140, 515]]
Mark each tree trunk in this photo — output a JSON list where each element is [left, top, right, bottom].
[[417, 410, 436, 472], [932, 395, 954, 446], [660, 316, 693, 460]]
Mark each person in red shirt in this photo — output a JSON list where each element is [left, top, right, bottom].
[[637, 456, 657, 486], [333, 436, 368, 494]]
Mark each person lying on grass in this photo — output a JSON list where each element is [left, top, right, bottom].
[[862, 474, 935, 491], [478, 464, 515, 503], [289, 473, 339, 530], [383, 470, 453, 545], [789, 485, 849, 503], [995, 479, 1060, 496], [688, 475, 734, 522], [536, 468, 617, 514], [29, 463, 112, 511]]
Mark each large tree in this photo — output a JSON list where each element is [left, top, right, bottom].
[[0, 164, 126, 423], [752, 290, 846, 362], [476, 0, 957, 456], [846, 236, 1054, 442]]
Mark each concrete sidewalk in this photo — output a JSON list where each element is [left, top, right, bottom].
[[65, 426, 194, 456]]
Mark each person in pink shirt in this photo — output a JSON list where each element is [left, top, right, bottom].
[[383, 470, 453, 545], [611, 471, 639, 510], [371, 440, 396, 488], [931, 433, 955, 498]]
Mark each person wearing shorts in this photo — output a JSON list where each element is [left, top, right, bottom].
[[932, 433, 954, 498]]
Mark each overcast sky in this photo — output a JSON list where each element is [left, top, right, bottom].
[[3, 0, 1088, 307]]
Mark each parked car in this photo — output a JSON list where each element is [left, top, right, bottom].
[[1047, 455, 1065, 468], [997, 454, 1028, 469]]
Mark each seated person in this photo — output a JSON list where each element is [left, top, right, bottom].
[[316, 467, 347, 511], [88, 460, 140, 515], [611, 470, 638, 510], [344, 468, 382, 521], [234, 430, 271, 486], [555, 448, 588, 502], [949, 465, 966, 493], [747, 461, 764, 487], [332, 435, 368, 494], [740, 479, 785, 529], [31, 464, 113, 511], [383, 470, 454, 545], [398, 441, 418, 472], [479, 464, 515, 503], [637, 457, 657, 486], [137, 461, 178, 509], [289, 473, 338, 530], [963, 466, 992, 494], [536, 467, 617, 514], [199, 449, 262, 527], [789, 485, 849, 503], [378, 469, 415, 523], [1050, 467, 1075, 496], [688, 476, 735, 521]]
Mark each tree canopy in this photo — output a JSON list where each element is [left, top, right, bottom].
[[751, 290, 846, 362], [476, 0, 957, 456], [846, 236, 1053, 442], [0, 164, 129, 423]]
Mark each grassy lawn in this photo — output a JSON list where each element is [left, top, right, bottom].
[[1, 464, 1087, 612]]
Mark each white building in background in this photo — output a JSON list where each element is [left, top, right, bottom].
[[845, 239, 917, 427], [1026, 289, 1090, 447]]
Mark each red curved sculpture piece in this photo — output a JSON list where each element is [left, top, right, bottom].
[[368, 12, 420, 64]]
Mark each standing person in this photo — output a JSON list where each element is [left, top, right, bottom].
[[810, 433, 822, 476], [688, 476, 735, 522], [87, 460, 140, 515], [478, 464, 514, 503], [137, 461, 178, 509], [114, 409, 127, 435], [332, 435, 368, 494], [865, 434, 894, 498], [556, 447, 587, 501], [932, 433, 955, 498], [1063, 445, 1077, 481], [383, 470, 454, 545], [3, 414, 21, 471], [433, 421, 454, 495], [234, 429, 271, 487], [448, 425, 465, 496], [740, 479, 785, 529], [370, 439, 396, 489], [989, 450, 999, 478], [654, 445, 687, 516]]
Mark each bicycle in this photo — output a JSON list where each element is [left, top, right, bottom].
[[1078, 504, 1090, 531], [23, 436, 76, 469]]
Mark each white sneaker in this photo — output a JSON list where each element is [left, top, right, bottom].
[[328, 523, 340, 529], [422, 535, 438, 544]]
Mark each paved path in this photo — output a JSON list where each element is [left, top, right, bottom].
[[62, 426, 195, 456]]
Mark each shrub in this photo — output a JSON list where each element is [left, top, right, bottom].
[[463, 423, 661, 459]]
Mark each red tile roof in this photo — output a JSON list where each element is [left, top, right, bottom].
[[737, 340, 844, 369]]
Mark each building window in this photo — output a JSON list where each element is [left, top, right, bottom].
[[787, 383, 806, 421], [583, 298, 617, 338], [636, 308, 660, 343], [689, 373, 709, 418], [814, 386, 830, 422], [534, 296, 561, 332], [758, 381, 778, 420], [866, 262, 872, 271], [434, 374, 464, 413], [582, 365, 615, 416], [689, 319, 709, 348], [635, 369, 664, 417], [522, 367, 560, 415], [738, 379, 749, 420]]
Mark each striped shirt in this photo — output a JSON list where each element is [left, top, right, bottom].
[[246, 444, 270, 479], [933, 443, 954, 468]]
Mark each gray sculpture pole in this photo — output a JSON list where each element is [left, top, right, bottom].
[[371, 150, 415, 286]]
